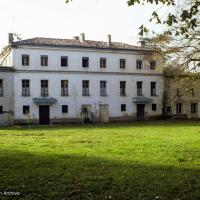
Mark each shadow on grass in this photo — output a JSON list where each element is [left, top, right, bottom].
[[0, 151, 200, 200], [1, 120, 200, 131]]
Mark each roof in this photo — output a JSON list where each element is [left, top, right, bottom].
[[12, 37, 155, 52]]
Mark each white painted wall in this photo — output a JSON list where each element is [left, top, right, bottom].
[[13, 71, 163, 121]]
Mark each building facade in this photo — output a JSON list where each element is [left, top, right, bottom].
[[0, 33, 164, 125]]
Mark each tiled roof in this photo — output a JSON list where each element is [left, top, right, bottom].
[[12, 37, 155, 52]]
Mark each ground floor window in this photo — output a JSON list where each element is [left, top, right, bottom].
[[176, 103, 182, 114], [152, 104, 157, 111], [121, 104, 126, 112], [23, 106, 30, 115], [62, 105, 68, 113], [191, 103, 197, 114], [0, 106, 3, 114]]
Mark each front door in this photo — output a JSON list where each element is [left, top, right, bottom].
[[39, 105, 50, 125], [99, 104, 109, 123], [137, 104, 145, 121]]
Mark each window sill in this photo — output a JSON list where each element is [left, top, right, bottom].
[[82, 95, 90, 97], [100, 95, 108, 97]]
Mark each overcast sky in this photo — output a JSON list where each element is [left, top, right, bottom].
[[0, 0, 160, 50]]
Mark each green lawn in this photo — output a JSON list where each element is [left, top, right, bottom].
[[0, 122, 200, 200]]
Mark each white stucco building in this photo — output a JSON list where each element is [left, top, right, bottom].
[[0, 33, 164, 125]]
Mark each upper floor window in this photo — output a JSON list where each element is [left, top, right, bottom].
[[120, 59, 126, 69], [100, 81, 107, 96], [82, 80, 89, 96], [41, 55, 48, 66], [61, 80, 68, 96], [23, 105, 30, 115], [136, 59, 142, 70], [137, 81, 143, 96], [22, 54, 29, 66], [0, 79, 3, 96], [176, 103, 182, 114], [82, 57, 89, 68], [120, 81, 126, 96], [151, 82, 156, 96], [22, 79, 30, 96], [100, 58, 106, 68], [0, 106, 3, 114], [61, 56, 68, 67], [150, 60, 156, 70], [41, 80, 48, 96]]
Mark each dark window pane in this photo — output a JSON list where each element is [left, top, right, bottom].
[[62, 105, 68, 113], [82, 57, 89, 68], [0, 106, 3, 114], [121, 104, 126, 111], [152, 104, 157, 111], [22, 55, 29, 66], [136, 60, 142, 69], [61, 56, 68, 67], [23, 106, 30, 114], [120, 59, 126, 69], [100, 58, 106, 68], [41, 55, 48, 66]]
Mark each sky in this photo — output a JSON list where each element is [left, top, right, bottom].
[[0, 0, 160, 50]]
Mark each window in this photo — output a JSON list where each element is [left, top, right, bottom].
[[41, 80, 48, 96], [120, 59, 126, 69], [177, 88, 181, 96], [61, 56, 68, 67], [41, 55, 48, 66], [191, 88, 195, 96], [152, 104, 157, 111], [82, 57, 89, 68], [151, 82, 156, 96], [82, 80, 89, 96], [137, 81, 143, 96], [0, 106, 3, 114], [120, 81, 126, 96], [22, 54, 29, 66], [121, 104, 126, 111], [61, 80, 68, 96], [62, 105, 68, 113], [100, 58, 106, 68], [136, 59, 142, 70], [100, 81, 107, 96], [191, 103, 197, 114], [23, 106, 30, 115], [22, 80, 30, 96], [0, 79, 3, 96], [150, 61, 156, 70], [176, 103, 182, 114]]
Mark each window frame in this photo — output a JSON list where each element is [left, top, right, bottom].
[[176, 103, 182, 114], [100, 80, 107, 96], [22, 79, 30, 97], [61, 80, 69, 96], [41, 80, 49, 97], [100, 58, 107, 68], [120, 81, 126, 96], [82, 57, 89, 68], [22, 54, 30, 66], [82, 80, 90, 96], [23, 105, 30, 115], [137, 81, 143, 96], [62, 105, 68, 114], [121, 104, 126, 112], [152, 104, 157, 111], [136, 59, 142, 70], [61, 56, 68, 67], [151, 82, 157, 96], [120, 59, 126, 69], [40, 55, 48, 67]]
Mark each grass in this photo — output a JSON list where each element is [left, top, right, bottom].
[[0, 122, 200, 200]]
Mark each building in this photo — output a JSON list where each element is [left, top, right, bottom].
[[163, 69, 200, 119], [0, 33, 164, 125]]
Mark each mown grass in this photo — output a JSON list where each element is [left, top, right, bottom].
[[0, 122, 200, 200]]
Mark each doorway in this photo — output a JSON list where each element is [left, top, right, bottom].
[[137, 104, 145, 121], [39, 105, 50, 125], [99, 104, 109, 123]]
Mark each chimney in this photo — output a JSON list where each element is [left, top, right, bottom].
[[107, 34, 112, 46], [73, 36, 79, 40], [8, 33, 14, 44], [80, 33, 85, 42]]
